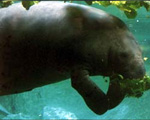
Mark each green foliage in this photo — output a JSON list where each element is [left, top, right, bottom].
[[22, 1, 39, 10], [0, 1, 150, 18], [0, 1, 13, 8], [0, 1, 39, 10], [85, 1, 93, 5], [92, 1, 150, 19], [111, 74, 150, 98]]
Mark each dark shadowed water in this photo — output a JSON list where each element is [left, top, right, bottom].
[[0, 1, 150, 119]]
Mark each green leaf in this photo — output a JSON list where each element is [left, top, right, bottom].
[[142, 2, 150, 11], [0, 1, 13, 8], [92, 1, 111, 7], [124, 9, 137, 19], [22, 1, 39, 10], [99, 1, 111, 7], [118, 74, 124, 80], [85, 1, 93, 5]]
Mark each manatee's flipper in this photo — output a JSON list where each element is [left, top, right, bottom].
[[71, 69, 108, 115], [107, 77, 125, 109]]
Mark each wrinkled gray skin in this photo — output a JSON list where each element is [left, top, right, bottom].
[[0, 2, 145, 115]]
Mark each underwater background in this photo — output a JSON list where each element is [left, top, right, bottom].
[[0, 1, 150, 119]]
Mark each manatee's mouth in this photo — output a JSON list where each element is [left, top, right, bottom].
[[114, 53, 146, 79], [123, 71, 145, 79], [121, 65, 146, 79]]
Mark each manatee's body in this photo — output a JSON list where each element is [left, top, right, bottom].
[[0, 2, 145, 114]]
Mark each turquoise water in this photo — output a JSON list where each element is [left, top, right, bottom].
[[0, 1, 150, 119]]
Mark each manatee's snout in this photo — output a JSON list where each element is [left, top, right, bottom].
[[123, 59, 146, 79], [132, 64, 145, 79]]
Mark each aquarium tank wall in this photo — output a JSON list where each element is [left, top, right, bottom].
[[0, 1, 150, 119]]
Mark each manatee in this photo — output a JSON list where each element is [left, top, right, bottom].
[[0, 2, 145, 114]]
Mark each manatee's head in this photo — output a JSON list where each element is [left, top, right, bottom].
[[110, 31, 145, 79]]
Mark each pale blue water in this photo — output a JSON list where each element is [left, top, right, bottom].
[[0, 1, 150, 119]]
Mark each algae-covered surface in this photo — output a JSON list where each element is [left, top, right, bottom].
[[0, 1, 150, 119]]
